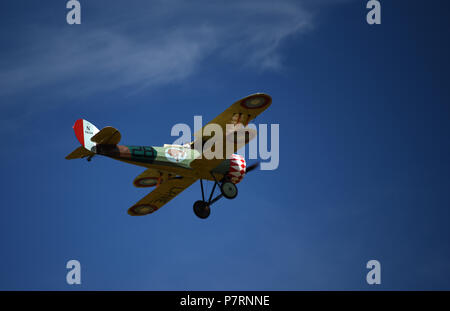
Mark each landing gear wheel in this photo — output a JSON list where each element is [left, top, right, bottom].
[[193, 200, 210, 219], [220, 181, 238, 199]]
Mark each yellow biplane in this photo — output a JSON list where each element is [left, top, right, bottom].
[[66, 93, 272, 219]]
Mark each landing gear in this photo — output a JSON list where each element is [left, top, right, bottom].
[[193, 200, 210, 219], [220, 181, 238, 199], [193, 174, 238, 219]]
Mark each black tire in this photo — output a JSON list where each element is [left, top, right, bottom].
[[220, 181, 238, 199], [193, 200, 211, 219]]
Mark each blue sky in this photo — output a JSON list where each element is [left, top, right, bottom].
[[1, 0, 449, 290]]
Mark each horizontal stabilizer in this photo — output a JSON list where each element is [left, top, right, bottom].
[[65, 146, 95, 160], [91, 126, 121, 145]]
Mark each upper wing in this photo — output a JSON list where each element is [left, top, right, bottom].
[[127, 176, 197, 216], [190, 93, 271, 172]]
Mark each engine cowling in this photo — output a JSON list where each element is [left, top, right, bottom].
[[226, 154, 246, 184]]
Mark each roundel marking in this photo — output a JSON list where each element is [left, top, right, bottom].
[[240, 95, 270, 109], [134, 177, 159, 188], [130, 204, 157, 216]]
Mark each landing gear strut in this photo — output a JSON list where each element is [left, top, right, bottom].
[[192, 174, 238, 219]]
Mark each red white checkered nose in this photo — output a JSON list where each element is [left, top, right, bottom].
[[227, 154, 246, 184]]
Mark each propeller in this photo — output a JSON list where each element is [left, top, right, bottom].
[[245, 161, 260, 174]]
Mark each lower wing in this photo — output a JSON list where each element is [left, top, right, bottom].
[[128, 176, 197, 216]]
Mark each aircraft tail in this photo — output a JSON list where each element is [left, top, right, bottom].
[[73, 119, 100, 151], [65, 119, 99, 160], [65, 119, 123, 160]]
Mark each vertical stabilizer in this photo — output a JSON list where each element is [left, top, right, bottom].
[[73, 119, 100, 152]]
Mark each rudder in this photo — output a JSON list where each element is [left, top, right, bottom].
[[73, 119, 100, 152]]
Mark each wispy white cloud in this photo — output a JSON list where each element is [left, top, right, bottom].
[[0, 0, 316, 99], [0, 27, 213, 97]]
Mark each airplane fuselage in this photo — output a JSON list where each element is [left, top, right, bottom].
[[94, 144, 231, 180]]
